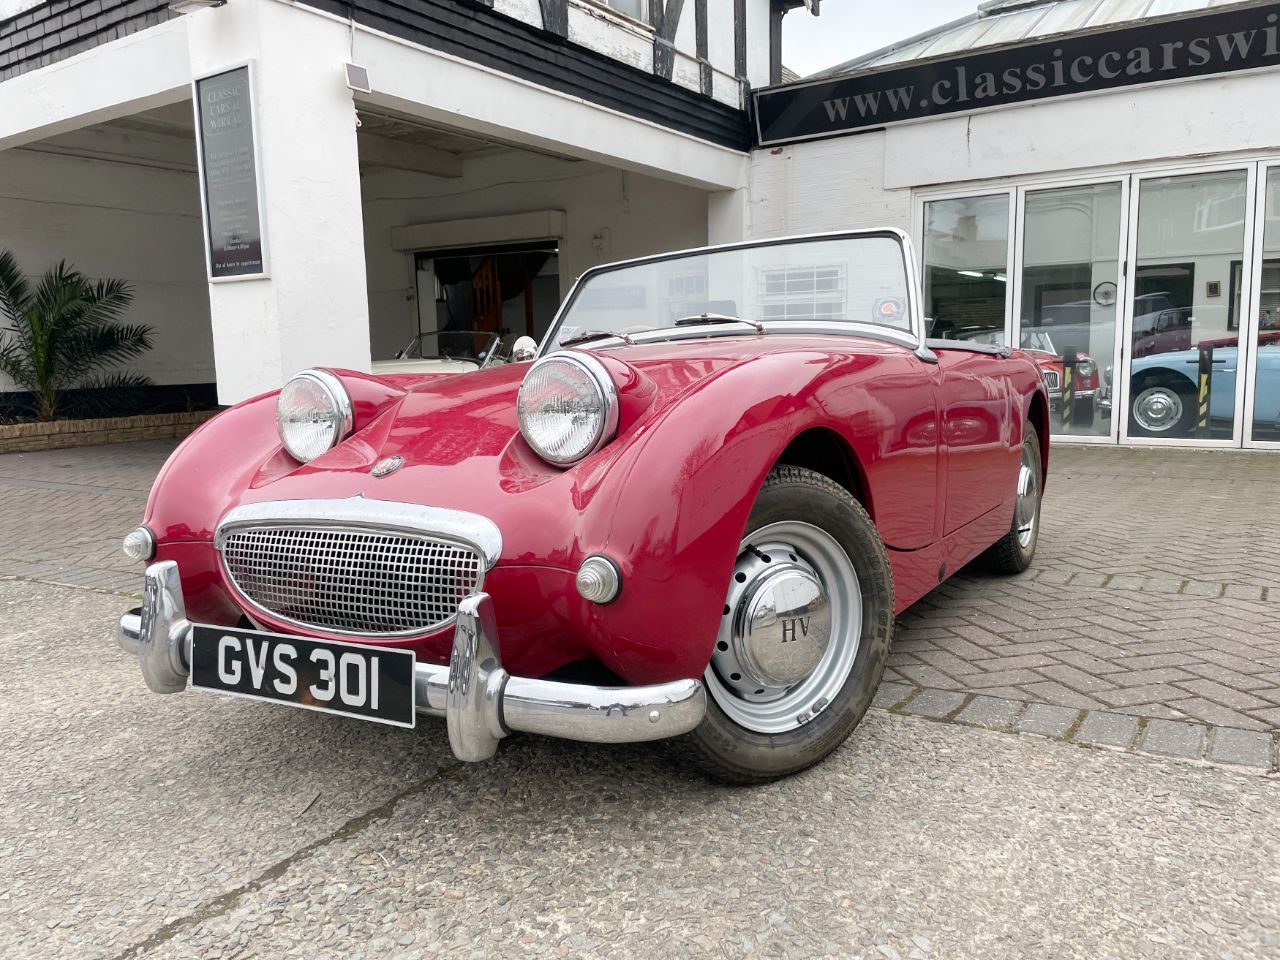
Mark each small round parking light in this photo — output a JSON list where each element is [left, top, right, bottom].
[[576, 555, 621, 604], [121, 526, 156, 562]]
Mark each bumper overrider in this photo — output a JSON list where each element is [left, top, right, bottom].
[[118, 560, 706, 762]]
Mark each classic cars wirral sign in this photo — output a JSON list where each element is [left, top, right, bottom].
[[755, 4, 1280, 146]]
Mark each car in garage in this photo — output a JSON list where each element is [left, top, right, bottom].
[[117, 230, 1049, 783], [1124, 331, 1280, 437], [968, 327, 1100, 428], [371, 329, 514, 376]]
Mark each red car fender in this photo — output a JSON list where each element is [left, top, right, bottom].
[[573, 348, 934, 685]]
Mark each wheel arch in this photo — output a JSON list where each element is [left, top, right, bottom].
[[774, 426, 872, 520], [1028, 389, 1049, 488]]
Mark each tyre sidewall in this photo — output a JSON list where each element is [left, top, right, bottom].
[[690, 472, 894, 781]]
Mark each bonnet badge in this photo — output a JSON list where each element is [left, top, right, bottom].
[[371, 455, 403, 478]]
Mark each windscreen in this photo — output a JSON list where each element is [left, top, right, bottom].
[[551, 235, 912, 350]]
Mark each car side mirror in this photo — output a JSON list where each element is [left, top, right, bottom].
[[512, 336, 538, 363]]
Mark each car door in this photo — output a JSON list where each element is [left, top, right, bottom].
[[932, 345, 1016, 536]]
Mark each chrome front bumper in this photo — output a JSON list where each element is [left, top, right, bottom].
[[118, 561, 706, 762]]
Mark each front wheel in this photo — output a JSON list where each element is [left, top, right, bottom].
[[673, 465, 894, 784], [1129, 377, 1197, 437]]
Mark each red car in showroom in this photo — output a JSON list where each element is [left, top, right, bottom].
[[118, 230, 1049, 783]]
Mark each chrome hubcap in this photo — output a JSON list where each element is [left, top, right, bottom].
[[706, 521, 860, 735], [1133, 386, 1183, 433], [1015, 442, 1039, 549]]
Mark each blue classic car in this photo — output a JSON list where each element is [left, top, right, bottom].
[[1113, 334, 1280, 437]]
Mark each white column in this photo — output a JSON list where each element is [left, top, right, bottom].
[[186, 0, 371, 405], [708, 188, 748, 244]]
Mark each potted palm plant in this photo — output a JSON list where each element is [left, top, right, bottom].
[[0, 250, 152, 422]]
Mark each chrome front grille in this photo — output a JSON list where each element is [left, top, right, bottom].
[[220, 525, 483, 636], [1042, 370, 1061, 391]]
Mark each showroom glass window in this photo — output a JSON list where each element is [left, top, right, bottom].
[[922, 195, 1010, 342], [1020, 183, 1122, 438], [1254, 167, 1280, 442], [1128, 171, 1248, 440]]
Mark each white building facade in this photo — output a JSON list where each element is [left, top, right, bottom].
[[751, 0, 1280, 450], [0, 0, 814, 406]]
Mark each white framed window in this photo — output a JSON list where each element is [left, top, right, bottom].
[[758, 264, 847, 321]]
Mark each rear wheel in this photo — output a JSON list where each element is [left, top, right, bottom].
[[982, 423, 1042, 574], [673, 466, 894, 784]]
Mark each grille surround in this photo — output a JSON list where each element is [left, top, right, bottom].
[[1042, 370, 1061, 391], [215, 496, 499, 640], [220, 523, 484, 638]]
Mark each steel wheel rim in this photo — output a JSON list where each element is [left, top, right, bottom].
[[1133, 385, 1183, 433], [704, 521, 861, 735], [1015, 441, 1039, 549]]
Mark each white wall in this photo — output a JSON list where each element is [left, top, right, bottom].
[[361, 150, 711, 358], [883, 71, 1280, 190], [0, 0, 43, 20], [0, 141, 214, 391], [747, 131, 913, 239], [489, 0, 766, 107]]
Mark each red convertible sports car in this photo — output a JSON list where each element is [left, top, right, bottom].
[[118, 230, 1049, 782]]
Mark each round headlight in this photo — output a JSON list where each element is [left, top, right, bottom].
[[517, 353, 619, 466], [276, 369, 353, 463], [1075, 358, 1097, 377]]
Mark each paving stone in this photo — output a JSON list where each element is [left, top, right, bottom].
[[1094, 683, 1189, 709], [1073, 712, 1139, 750], [1175, 679, 1270, 711], [1173, 698, 1269, 732], [871, 682, 913, 710], [898, 688, 966, 720], [1038, 664, 1117, 693], [1139, 720, 1207, 760], [1020, 680, 1107, 711], [1206, 728, 1275, 769], [1014, 703, 1079, 738], [954, 695, 1022, 731], [1181, 580, 1225, 597]]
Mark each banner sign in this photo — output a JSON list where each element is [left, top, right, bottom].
[[196, 66, 266, 279], [755, 4, 1280, 146]]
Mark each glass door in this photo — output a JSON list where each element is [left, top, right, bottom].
[[1244, 164, 1280, 447], [1120, 167, 1255, 445], [1015, 181, 1126, 441]]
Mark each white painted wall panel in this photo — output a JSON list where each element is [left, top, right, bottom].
[[0, 146, 214, 391], [492, 0, 543, 29], [0, 0, 44, 19], [747, 132, 912, 239], [884, 72, 1280, 189]]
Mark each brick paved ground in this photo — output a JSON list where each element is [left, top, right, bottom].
[[2, 438, 1278, 759], [0, 441, 167, 595], [889, 445, 1280, 741]]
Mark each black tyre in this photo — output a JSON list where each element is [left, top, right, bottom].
[[982, 422, 1042, 575], [672, 465, 894, 784], [1129, 376, 1197, 437]]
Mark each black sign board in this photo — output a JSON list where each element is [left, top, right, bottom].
[[756, 4, 1280, 146], [196, 66, 266, 278]]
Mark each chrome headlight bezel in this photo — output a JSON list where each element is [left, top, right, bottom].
[[276, 369, 354, 463], [517, 352, 620, 467]]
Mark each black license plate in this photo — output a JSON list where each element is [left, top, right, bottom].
[[190, 626, 416, 728]]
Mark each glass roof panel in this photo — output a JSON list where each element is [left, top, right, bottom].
[[917, 18, 998, 57], [978, 7, 1055, 45], [1086, 0, 1157, 27], [1027, 0, 1105, 36]]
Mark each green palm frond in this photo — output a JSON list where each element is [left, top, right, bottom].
[[0, 249, 32, 326], [0, 250, 147, 420]]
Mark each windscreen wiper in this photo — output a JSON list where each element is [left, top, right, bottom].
[[672, 313, 764, 333], [559, 329, 634, 347]]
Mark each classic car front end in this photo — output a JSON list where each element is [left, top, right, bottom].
[[117, 230, 1050, 782]]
